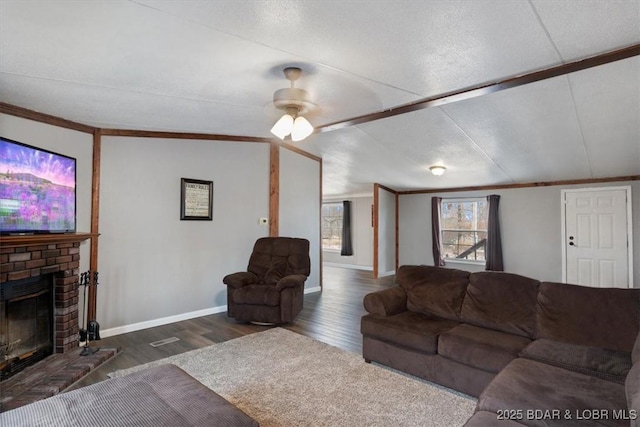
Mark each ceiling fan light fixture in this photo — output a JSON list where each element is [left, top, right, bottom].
[[430, 165, 446, 176], [270, 67, 316, 142], [291, 116, 314, 142], [270, 113, 294, 139]]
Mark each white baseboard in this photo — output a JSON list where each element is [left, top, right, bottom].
[[379, 270, 396, 277], [100, 287, 322, 338], [323, 262, 373, 271], [99, 305, 227, 339]]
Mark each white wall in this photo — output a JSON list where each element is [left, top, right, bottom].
[[98, 136, 270, 333], [1, 115, 324, 335], [279, 148, 321, 290], [323, 196, 374, 269], [377, 187, 396, 276], [399, 180, 640, 286], [0, 113, 94, 312]]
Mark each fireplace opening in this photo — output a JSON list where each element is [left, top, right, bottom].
[[1, 275, 53, 381]]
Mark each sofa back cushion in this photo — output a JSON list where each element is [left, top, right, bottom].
[[537, 282, 640, 352], [460, 272, 540, 338], [396, 265, 470, 321]]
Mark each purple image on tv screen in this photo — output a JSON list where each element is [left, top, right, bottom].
[[0, 137, 76, 234]]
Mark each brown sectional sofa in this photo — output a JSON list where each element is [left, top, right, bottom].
[[361, 265, 640, 426]]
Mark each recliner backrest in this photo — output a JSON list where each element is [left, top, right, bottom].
[[247, 237, 310, 281]]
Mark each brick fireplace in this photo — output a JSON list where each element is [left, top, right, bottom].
[[1, 236, 86, 372], [0, 233, 120, 411]]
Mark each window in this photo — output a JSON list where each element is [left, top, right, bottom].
[[440, 198, 488, 262], [322, 202, 343, 251]]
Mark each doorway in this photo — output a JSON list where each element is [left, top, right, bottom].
[[562, 186, 633, 288]]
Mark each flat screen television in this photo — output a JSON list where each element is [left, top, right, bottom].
[[0, 136, 76, 235]]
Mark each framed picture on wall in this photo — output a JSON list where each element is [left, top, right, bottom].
[[180, 178, 213, 220]]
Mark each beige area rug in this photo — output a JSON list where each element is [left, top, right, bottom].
[[110, 328, 476, 426]]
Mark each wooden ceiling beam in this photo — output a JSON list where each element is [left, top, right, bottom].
[[317, 43, 640, 133], [397, 175, 640, 195]]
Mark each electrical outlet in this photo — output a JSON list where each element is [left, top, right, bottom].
[[259, 218, 269, 225]]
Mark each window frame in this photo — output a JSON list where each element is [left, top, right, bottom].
[[321, 202, 343, 252], [439, 197, 488, 265]]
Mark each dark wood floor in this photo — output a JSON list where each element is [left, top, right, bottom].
[[69, 266, 395, 391]]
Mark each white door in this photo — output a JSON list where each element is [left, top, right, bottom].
[[563, 187, 632, 288]]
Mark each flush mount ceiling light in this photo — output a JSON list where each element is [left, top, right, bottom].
[[270, 67, 315, 142], [430, 165, 446, 176]]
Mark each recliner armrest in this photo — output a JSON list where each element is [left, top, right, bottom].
[[275, 274, 307, 291], [363, 286, 407, 317], [223, 272, 258, 288]]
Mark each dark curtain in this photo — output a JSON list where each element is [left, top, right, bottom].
[[485, 194, 504, 271], [341, 200, 353, 256], [431, 197, 445, 266]]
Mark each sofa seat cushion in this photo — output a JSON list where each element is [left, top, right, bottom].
[[520, 339, 632, 384], [477, 358, 628, 427], [461, 272, 539, 338], [361, 312, 459, 354], [396, 265, 470, 321], [438, 324, 531, 373], [232, 284, 280, 306]]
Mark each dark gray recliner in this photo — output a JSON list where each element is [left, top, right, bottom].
[[224, 237, 310, 324]]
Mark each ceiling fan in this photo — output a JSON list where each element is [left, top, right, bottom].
[[270, 67, 316, 142]]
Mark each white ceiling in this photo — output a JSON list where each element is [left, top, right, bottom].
[[1, 0, 639, 197]]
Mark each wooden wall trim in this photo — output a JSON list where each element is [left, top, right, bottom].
[[88, 130, 102, 321], [318, 158, 323, 290], [373, 184, 400, 278], [5, 44, 638, 141], [377, 183, 398, 195], [5, 42, 639, 148], [317, 44, 640, 133], [0, 102, 96, 134], [395, 193, 399, 272], [0, 102, 275, 144], [99, 128, 272, 143], [269, 142, 280, 237], [373, 184, 379, 278], [281, 142, 322, 162], [398, 175, 640, 195]]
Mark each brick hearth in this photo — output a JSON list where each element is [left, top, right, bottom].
[[0, 346, 118, 412], [1, 241, 81, 353]]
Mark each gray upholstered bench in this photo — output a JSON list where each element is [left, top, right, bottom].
[[0, 364, 258, 426]]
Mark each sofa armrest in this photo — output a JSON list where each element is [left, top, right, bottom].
[[363, 286, 407, 317], [275, 274, 307, 291], [223, 272, 258, 289]]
